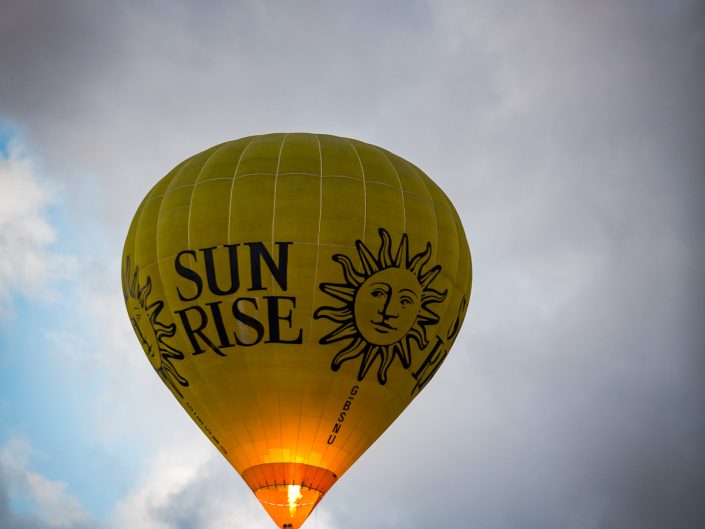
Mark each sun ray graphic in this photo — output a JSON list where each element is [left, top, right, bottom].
[[123, 256, 189, 397], [315, 228, 447, 384]]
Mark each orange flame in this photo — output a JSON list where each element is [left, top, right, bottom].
[[287, 485, 303, 517]]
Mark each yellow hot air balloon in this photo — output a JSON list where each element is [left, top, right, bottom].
[[122, 133, 471, 528]]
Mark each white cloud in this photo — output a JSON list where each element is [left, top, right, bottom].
[[0, 437, 92, 528], [0, 141, 76, 317], [108, 443, 274, 529], [108, 443, 210, 529]]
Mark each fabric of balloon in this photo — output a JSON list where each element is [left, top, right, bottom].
[[122, 133, 472, 529]]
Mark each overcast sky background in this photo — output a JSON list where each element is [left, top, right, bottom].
[[1, 1, 704, 528]]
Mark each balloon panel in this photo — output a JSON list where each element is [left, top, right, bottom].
[[122, 133, 471, 529]]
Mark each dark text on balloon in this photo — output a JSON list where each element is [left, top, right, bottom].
[[175, 241, 292, 301], [172, 241, 302, 356], [175, 296, 303, 356]]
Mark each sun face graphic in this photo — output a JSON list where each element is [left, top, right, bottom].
[[314, 228, 447, 384], [123, 256, 189, 397]]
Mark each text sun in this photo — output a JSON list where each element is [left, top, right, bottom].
[[315, 228, 447, 384]]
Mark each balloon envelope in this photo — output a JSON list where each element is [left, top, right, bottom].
[[122, 133, 471, 528]]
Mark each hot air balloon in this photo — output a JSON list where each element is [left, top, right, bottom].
[[122, 133, 471, 528]]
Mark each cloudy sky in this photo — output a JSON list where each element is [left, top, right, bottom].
[[1, 1, 704, 528]]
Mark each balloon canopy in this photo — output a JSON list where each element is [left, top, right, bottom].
[[122, 133, 471, 528]]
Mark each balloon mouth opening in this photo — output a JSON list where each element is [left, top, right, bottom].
[[255, 484, 323, 527], [243, 463, 337, 529], [255, 484, 321, 509]]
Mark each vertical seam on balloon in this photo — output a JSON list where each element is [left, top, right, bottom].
[[186, 144, 229, 251], [132, 161, 179, 271], [417, 206, 469, 402], [129, 192, 154, 299], [228, 138, 276, 475], [375, 146, 406, 233], [227, 137, 256, 243], [271, 134, 288, 246], [223, 137, 256, 458], [298, 133, 324, 467], [319, 138, 364, 472], [168, 147, 233, 446], [158, 148, 232, 444], [272, 133, 288, 464], [456, 210, 472, 307], [228, 136, 270, 466], [324, 138, 368, 470], [148, 162, 215, 456], [155, 159, 192, 266], [346, 139, 366, 243], [412, 164, 439, 264], [229, 136, 270, 468], [429, 202, 460, 362], [456, 217, 470, 303], [311, 133, 324, 320]]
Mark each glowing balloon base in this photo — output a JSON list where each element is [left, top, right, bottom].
[[242, 462, 335, 528], [255, 485, 322, 529]]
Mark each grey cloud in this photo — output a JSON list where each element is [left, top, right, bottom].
[[0, 0, 481, 230], [1, 0, 704, 528], [320, 2, 705, 528], [0, 1, 124, 120], [0, 484, 47, 529], [0, 475, 98, 529]]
